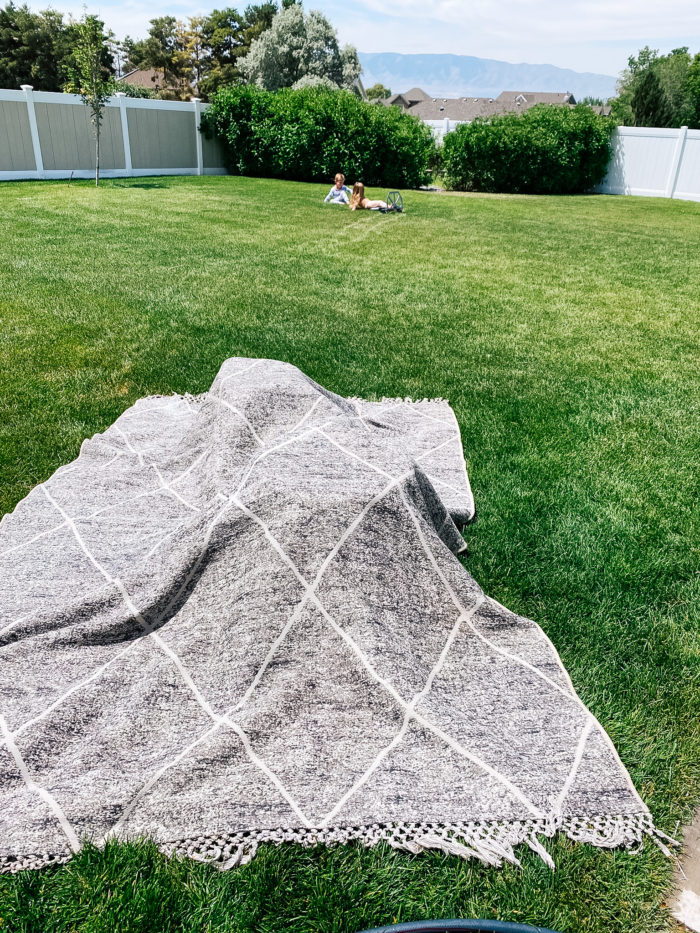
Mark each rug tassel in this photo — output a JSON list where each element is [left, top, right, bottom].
[[526, 833, 555, 870]]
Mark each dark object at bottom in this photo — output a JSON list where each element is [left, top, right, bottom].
[[357, 920, 561, 933], [379, 190, 404, 212]]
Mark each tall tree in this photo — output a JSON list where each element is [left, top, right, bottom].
[[682, 53, 700, 128], [612, 45, 696, 126], [238, 3, 360, 92], [656, 47, 691, 122], [631, 67, 672, 127], [64, 14, 115, 186], [198, 7, 245, 98], [122, 16, 192, 99], [186, 15, 207, 90], [0, 3, 78, 90]]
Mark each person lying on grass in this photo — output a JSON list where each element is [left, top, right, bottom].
[[349, 181, 387, 211], [324, 173, 351, 204]]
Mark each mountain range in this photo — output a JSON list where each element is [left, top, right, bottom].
[[357, 52, 617, 101]]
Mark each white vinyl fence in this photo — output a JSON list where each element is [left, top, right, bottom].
[[595, 125, 700, 201], [423, 118, 466, 143], [0, 86, 226, 181], [425, 120, 698, 201]]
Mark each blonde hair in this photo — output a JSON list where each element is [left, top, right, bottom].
[[349, 181, 365, 210], [334, 172, 345, 183]]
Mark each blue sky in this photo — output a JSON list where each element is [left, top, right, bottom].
[[58, 0, 700, 77]]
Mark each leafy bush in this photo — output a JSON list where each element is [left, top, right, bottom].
[[201, 85, 435, 187], [442, 104, 615, 194], [117, 82, 157, 99]]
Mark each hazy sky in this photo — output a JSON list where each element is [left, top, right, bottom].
[[57, 0, 700, 77]]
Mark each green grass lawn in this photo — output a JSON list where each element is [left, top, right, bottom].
[[0, 176, 698, 933]]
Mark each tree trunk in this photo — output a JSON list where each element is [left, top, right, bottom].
[[95, 120, 100, 187]]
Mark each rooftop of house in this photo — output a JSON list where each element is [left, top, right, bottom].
[[385, 87, 585, 122], [118, 68, 164, 89]]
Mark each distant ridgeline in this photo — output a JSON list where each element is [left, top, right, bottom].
[[358, 52, 617, 102]]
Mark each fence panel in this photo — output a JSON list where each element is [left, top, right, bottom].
[[673, 129, 700, 201], [0, 98, 36, 171], [594, 126, 699, 201], [0, 88, 226, 181]]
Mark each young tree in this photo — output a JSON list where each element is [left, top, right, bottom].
[[238, 3, 360, 91], [64, 14, 115, 186], [631, 67, 672, 127]]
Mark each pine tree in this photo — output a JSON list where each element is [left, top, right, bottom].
[[631, 68, 672, 127]]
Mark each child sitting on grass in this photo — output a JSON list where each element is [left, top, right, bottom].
[[324, 173, 351, 204], [349, 181, 387, 211]]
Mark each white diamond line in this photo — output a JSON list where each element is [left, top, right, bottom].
[[41, 487, 112, 584], [210, 395, 264, 446], [289, 396, 323, 433], [395, 486, 637, 812], [0, 615, 30, 640], [104, 722, 221, 839], [114, 424, 201, 513], [397, 486, 584, 709], [148, 631, 312, 827], [231, 600, 310, 714], [319, 596, 485, 825], [114, 426, 145, 466], [429, 475, 464, 497], [0, 451, 131, 561], [552, 718, 594, 814], [483, 599, 647, 810], [152, 465, 200, 513], [167, 446, 210, 488], [308, 591, 543, 819], [104, 456, 409, 831], [9, 403, 425, 735], [0, 520, 69, 558], [217, 359, 262, 391], [24, 489, 312, 829], [107, 592, 314, 836], [6, 392, 495, 837], [316, 429, 395, 482], [0, 713, 80, 852], [233, 455, 544, 818]]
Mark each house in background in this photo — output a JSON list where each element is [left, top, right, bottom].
[[117, 69, 189, 100], [383, 87, 611, 140], [118, 68, 164, 93]]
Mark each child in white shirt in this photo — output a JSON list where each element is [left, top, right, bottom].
[[324, 173, 351, 204]]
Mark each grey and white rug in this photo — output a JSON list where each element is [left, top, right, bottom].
[[0, 358, 662, 873]]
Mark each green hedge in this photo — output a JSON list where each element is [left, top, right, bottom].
[[200, 85, 435, 188], [442, 104, 615, 194]]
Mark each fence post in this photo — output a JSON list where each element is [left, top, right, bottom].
[[444, 117, 450, 137], [114, 92, 133, 176], [20, 85, 44, 178], [192, 98, 203, 176], [665, 125, 688, 199]]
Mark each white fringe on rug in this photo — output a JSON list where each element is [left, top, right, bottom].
[[0, 814, 677, 875]]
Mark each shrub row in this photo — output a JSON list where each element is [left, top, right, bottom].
[[201, 85, 436, 188], [442, 104, 615, 194]]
